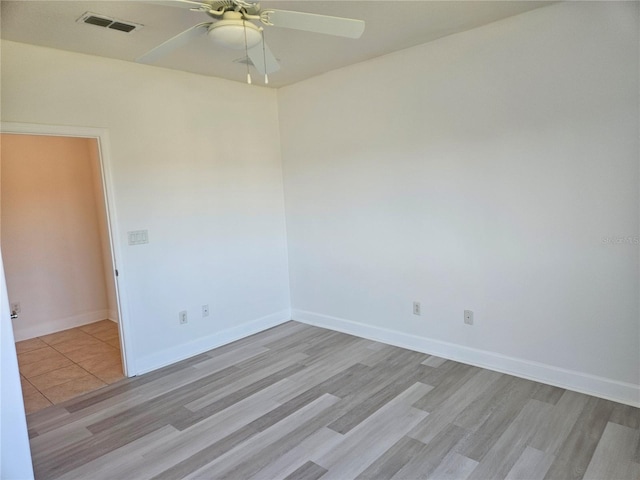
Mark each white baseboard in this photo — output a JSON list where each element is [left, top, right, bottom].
[[107, 310, 119, 323], [134, 309, 292, 375], [293, 309, 640, 408], [13, 310, 111, 341]]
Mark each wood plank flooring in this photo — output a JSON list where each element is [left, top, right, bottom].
[[26, 321, 640, 480]]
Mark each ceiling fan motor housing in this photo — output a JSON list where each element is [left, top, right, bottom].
[[207, 12, 262, 50]]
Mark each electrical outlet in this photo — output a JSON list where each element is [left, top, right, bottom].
[[413, 301, 421, 315], [202, 304, 209, 317], [179, 310, 188, 325], [10, 302, 21, 314], [464, 310, 473, 325]]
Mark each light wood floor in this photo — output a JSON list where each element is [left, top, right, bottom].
[[26, 321, 639, 480], [17, 320, 123, 414]]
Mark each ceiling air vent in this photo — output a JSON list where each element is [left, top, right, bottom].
[[77, 12, 143, 33]]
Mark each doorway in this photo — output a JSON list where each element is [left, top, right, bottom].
[[0, 124, 131, 414]]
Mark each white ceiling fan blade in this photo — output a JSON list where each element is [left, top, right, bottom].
[[146, 0, 212, 9], [265, 10, 365, 39], [247, 39, 280, 75], [136, 22, 211, 64]]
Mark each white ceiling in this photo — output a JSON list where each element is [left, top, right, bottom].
[[1, 1, 552, 88]]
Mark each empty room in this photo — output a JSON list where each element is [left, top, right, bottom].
[[1, 1, 638, 479]]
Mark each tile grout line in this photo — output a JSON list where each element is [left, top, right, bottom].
[[17, 320, 124, 413]]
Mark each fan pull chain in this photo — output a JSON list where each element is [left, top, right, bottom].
[[262, 29, 268, 85], [243, 20, 252, 85]]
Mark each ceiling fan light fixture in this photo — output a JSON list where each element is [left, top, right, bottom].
[[207, 20, 262, 50]]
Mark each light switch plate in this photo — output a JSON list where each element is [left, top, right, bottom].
[[128, 230, 149, 245]]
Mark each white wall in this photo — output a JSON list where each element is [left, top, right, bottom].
[[0, 249, 34, 480], [1, 134, 111, 340], [1, 2, 637, 407], [278, 2, 639, 405], [1, 41, 291, 373]]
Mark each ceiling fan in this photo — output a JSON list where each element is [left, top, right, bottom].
[[137, 0, 365, 84]]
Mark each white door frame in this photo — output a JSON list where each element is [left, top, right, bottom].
[[1, 122, 135, 376]]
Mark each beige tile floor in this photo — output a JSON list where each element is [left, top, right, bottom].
[[16, 319, 124, 414]]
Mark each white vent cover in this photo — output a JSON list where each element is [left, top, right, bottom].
[[77, 12, 143, 33]]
